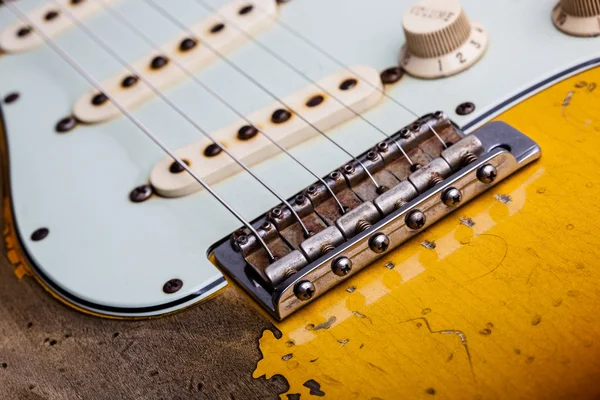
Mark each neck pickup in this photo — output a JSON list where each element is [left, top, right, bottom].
[[210, 115, 541, 320]]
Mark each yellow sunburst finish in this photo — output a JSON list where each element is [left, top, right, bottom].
[[253, 68, 600, 399]]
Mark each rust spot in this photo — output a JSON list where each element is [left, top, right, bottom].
[[312, 316, 336, 331], [575, 81, 588, 88], [460, 217, 475, 227], [421, 240, 436, 250], [495, 194, 512, 204]]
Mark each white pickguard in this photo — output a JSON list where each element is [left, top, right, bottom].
[[0, 0, 598, 317]]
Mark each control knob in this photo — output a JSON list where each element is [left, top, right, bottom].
[[552, 0, 600, 37]]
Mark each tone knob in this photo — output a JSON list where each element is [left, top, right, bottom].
[[552, 0, 600, 37], [400, 0, 488, 79]]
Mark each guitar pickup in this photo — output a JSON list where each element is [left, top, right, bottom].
[[210, 114, 541, 320]]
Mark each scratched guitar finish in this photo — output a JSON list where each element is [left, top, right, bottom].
[[0, 0, 599, 319]]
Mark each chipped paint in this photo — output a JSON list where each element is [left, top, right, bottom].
[[494, 194, 512, 204], [253, 68, 600, 399], [421, 240, 436, 250]]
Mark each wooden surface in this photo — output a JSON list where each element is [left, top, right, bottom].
[[0, 247, 285, 399]]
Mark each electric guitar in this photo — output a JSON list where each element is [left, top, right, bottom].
[[2, 0, 600, 398]]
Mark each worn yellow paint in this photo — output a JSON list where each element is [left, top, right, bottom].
[[254, 68, 600, 399]]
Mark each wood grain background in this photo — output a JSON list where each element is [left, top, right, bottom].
[[0, 242, 286, 399]]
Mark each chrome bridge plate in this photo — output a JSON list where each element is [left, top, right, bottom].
[[210, 119, 541, 320]]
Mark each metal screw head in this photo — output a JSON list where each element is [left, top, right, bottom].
[[406, 210, 426, 230], [55, 116, 77, 133], [332, 257, 353, 276], [294, 280, 316, 301], [129, 184, 153, 203], [163, 279, 183, 294], [442, 187, 462, 207], [31, 228, 49, 242], [3, 92, 19, 104], [369, 233, 390, 254], [456, 102, 475, 116], [477, 164, 498, 184], [380, 67, 404, 85]]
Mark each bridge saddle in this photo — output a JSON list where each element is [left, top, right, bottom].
[[210, 114, 541, 320]]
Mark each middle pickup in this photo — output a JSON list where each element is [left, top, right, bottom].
[[149, 66, 383, 198]]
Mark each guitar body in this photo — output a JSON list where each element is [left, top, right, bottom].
[[1, 0, 599, 398]]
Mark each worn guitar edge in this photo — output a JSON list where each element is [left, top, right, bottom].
[[0, 59, 598, 320]]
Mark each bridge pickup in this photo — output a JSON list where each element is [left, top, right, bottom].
[[210, 117, 541, 320]]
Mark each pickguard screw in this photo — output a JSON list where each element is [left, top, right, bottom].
[[56, 116, 77, 133], [294, 280, 316, 301], [179, 37, 198, 52], [3, 92, 19, 104], [204, 143, 222, 157], [456, 102, 475, 116], [442, 187, 462, 207], [339, 78, 358, 91], [272, 109, 292, 124], [477, 164, 498, 184], [406, 210, 426, 230], [163, 279, 183, 294], [369, 233, 390, 254], [380, 67, 403, 84], [237, 125, 258, 141], [150, 55, 169, 70], [332, 257, 353, 277], [129, 184, 153, 203], [31, 228, 49, 242], [169, 159, 190, 173]]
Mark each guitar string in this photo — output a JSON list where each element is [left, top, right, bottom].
[[2, 0, 277, 261], [144, 0, 382, 190], [208, 0, 449, 150], [94, 0, 346, 215], [194, 0, 417, 163], [45, 0, 312, 239]]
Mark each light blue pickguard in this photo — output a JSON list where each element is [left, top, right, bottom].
[[0, 0, 598, 316]]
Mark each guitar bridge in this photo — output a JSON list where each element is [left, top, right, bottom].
[[210, 114, 541, 320]]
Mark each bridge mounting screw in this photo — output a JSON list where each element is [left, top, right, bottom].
[[294, 280, 316, 301], [406, 210, 426, 230], [332, 257, 353, 276], [477, 164, 498, 184], [163, 279, 183, 294], [442, 187, 462, 207], [369, 233, 390, 254]]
